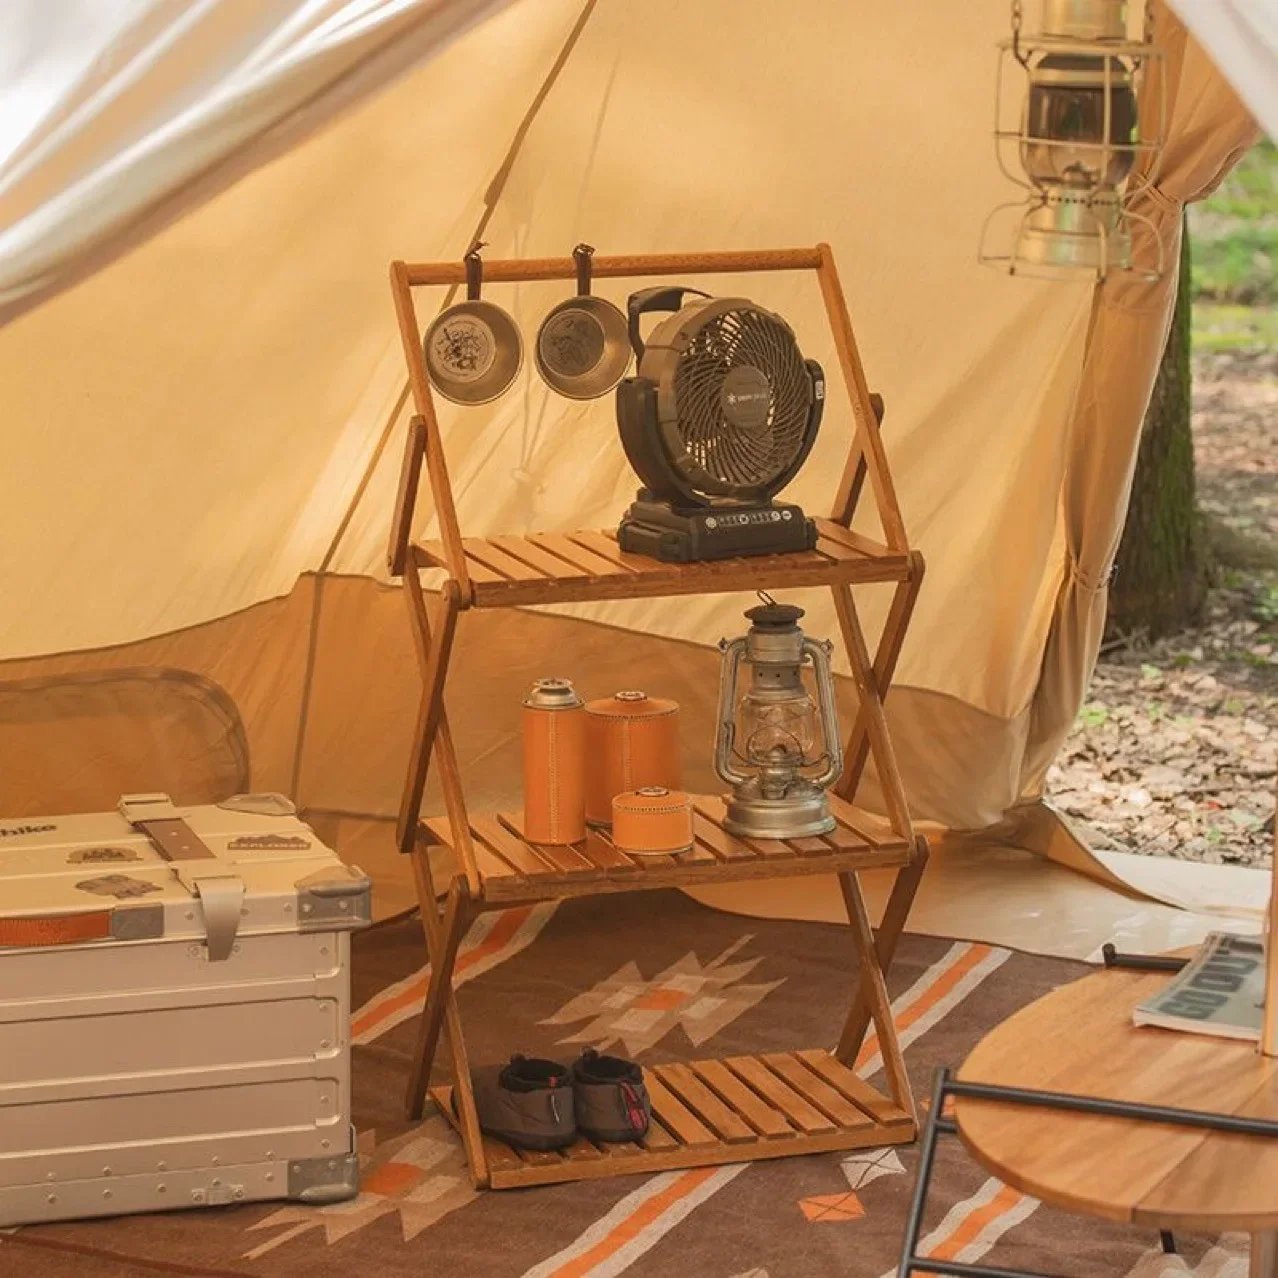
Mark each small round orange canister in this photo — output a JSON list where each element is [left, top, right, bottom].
[[522, 678, 587, 845], [611, 787, 695, 856], [584, 690, 681, 827]]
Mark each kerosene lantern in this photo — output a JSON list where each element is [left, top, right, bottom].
[[981, 0, 1165, 280], [714, 598, 843, 840]]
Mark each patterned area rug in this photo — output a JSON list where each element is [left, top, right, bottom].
[[0, 891, 1251, 1277]]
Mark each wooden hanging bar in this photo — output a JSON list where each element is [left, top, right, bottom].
[[401, 247, 823, 288]]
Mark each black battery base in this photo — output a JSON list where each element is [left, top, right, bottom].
[[617, 496, 817, 563]]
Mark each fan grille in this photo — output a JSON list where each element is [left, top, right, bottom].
[[671, 307, 809, 492]]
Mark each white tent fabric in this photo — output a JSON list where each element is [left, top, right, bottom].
[[0, 0, 513, 326], [0, 1, 1258, 863], [1168, 0, 1278, 139], [0, 0, 583, 654]]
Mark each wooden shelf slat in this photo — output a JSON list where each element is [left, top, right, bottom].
[[568, 530, 650, 573], [639, 1118, 679, 1152], [469, 815, 556, 878], [761, 1052, 876, 1131], [462, 539, 547, 582], [691, 809, 757, 862], [644, 1073, 720, 1148], [429, 1047, 912, 1189], [486, 535, 590, 579], [827, 793, 895, 846], [581, 830, 644, 873], [498, 813, 601, 878], [796, 1049, 910, 1126], [654, 1063, 758, 1145], [421, 793, 913, 903], [516, 1146, 564, 1168], [413, 518, 911, 608], [688, 1058, 794, 1140], [789, 835, 837, 855], [722, 1055, 838, 1135], [562, 1138, 607, 1162], [525, 532, 620, 577], [672, 842, 718, 866]]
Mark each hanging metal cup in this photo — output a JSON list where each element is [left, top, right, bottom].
[[424, 243, 523, 405], [534, 244, 631, 400]]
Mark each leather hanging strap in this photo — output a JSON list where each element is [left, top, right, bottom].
[[464, 241, 486, 301], [573, 243, 595, 297]]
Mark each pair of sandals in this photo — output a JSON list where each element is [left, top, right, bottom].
[[463, 1048, 651, 1151]]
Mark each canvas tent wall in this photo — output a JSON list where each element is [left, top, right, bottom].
[[0, 1, 1258, 886]]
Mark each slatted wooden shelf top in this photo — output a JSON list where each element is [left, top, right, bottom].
[[422, 792, 912, 904], [410, 519, 911, 609], [387, 245, 928, 1191], [433, 1048, 913, 1190]]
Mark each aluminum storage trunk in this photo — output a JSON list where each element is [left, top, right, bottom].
[[0, 792, 371, 1227]]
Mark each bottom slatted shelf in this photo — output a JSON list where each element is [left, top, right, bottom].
[[431, 1048, 914, 1189]]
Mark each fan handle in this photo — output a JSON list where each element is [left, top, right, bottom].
[[626, 286, 711, 362]]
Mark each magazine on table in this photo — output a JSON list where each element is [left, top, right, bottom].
[[1132, 931, 1266, 1042]]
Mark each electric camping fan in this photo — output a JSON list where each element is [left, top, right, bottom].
[[615, 286, 825, 562]]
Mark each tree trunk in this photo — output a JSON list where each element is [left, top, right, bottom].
[[1106, 216, 1210, 641]]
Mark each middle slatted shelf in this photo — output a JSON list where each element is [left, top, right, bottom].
[[422, 793, 913, 903]]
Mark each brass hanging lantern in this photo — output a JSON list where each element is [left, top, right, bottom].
[[980, 0, 1166, 281]]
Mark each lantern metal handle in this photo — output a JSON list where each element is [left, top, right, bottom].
[[713, 636, 752, 787], [803, 637, 844, 790]]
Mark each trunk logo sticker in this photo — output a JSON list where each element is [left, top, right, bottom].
[[76, 874, 162, 899], [68, 846, 141, 863], [228, 834, 311, 851]]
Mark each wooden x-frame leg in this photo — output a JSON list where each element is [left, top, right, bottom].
[[398, 562, 491, 1184], [405, 834, 490, 1187], [827, 558, 928, 1105], [833, 551, 925, 818], [835, 844, 929, 1087], [397, 571, 461, 854], [837, 869, 918, 1122]]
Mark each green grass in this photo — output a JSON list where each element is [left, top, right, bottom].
[[1196, 139, 1278, 221], [1189, 139, 1278, 309], [1192, 225, 1277, 304], [1192, 302, 1278, 350]]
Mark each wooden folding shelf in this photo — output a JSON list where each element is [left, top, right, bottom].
[[386, 244, 928, 1191], [433, 1048, 914, 1189]]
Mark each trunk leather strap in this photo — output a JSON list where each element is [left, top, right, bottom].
[[0, 911, 112, 948], [118, 793, 241, 961], [118, 794, 216, 861], [133, 817, 217, 862]]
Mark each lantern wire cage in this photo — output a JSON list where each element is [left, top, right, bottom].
[[978, 195, 1166, 282], [979, 0, 1168, 282]]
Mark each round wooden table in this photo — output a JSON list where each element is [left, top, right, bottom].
[[955, 963, 1278, 1277]]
